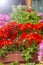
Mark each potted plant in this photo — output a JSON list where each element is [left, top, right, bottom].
[[10, 5, 42, 24], [0, 6, 43, 65], [0, 21, 43, 65]]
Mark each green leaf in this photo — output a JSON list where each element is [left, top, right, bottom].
[[20, 62, 36, 65], [0, 63, 4, 65], [9, 61, 18, 65]]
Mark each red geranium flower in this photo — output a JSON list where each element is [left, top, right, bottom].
[[0, 25, 9, 38], [26, 9, 32, 13], [18, 38, 22, 44], [20, 33, 26, 39], [0, 30, 3, 38], [20, 24, 26, 32], [32, 32, 42, 43], [0, 39, 7, 47], [26, 33, 42, 45], [7, 39, 13, 45], [25, 23, 35, 30], [34, 22, 43, 31], [10, 32, 17, 40]]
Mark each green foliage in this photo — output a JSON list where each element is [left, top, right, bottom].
[[20, 62, 36, 65], [0, 63, 4, 65], [22, 43, 38, 62], [0, 44, 16, 56], [10, 5, 41, 24], [0, 62, 36, 65], [0, 48, 7, 56], [9, 61, 18, 65], [0, 61, 18, 65], [22, 47, 33, 62]]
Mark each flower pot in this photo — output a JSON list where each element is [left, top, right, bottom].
[[0, 52, 25, 65], [0, 52, 25, 63], [30, 53, 39, 63], [0, 52, 39, 65]]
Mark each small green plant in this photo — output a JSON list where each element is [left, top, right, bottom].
[[10, 5, 41, 24], [0, 45, 15, 56], [9, 61, 18, 65], [22, 43, 38, 62], [0, 61, 18, 65], [0, 63, 4, 65], [22, 47, 33, 62], [20, 62, 36, 65]]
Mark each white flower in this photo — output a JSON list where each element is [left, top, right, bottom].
[[17, 5, 22, 9]]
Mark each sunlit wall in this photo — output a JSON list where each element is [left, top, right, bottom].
[[0, 0, 26, 14]]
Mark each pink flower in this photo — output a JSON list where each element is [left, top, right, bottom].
[[37, 12, 43, 17], [0, 14, 10, 21], [0, 15, 4, 20], [0, 21, 5, 28], [2, 14, 10, 21], [38, 40, 43, 61], [0, 14, 10, 28], [39, 20, 43, 23]]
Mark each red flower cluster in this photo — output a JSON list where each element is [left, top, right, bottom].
[[18, 32, 42, 46], [25, 9, 32, 13], [19, 23, 35, 32], [0, 22, 18, 47], [34, 22, 43, 31], [0, 22, 43, 47], [26, 33, 42, 44]]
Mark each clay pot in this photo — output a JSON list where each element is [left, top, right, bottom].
[[30, 53, 39, 63], [0, 52, 38, 65]]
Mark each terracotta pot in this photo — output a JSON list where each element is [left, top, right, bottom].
[[30, 53, 39, 63], [0, 52, 38, 65], [0, 52, 25, 63]]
